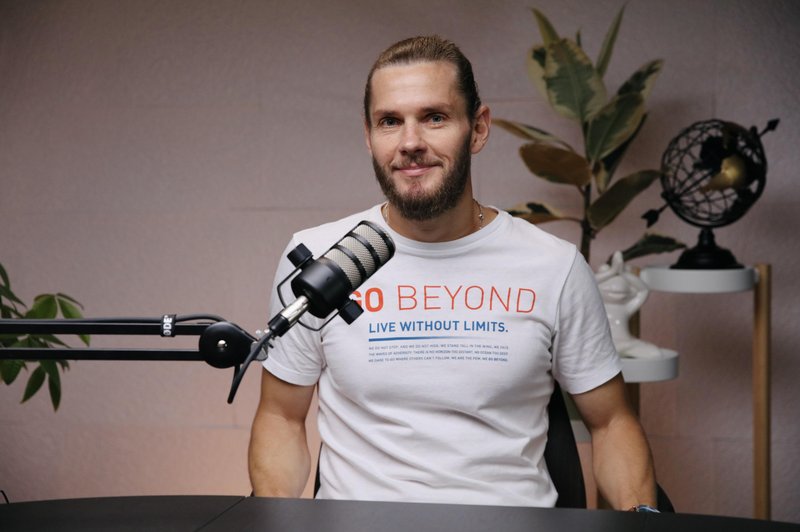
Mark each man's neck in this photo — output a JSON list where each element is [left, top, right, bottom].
[[382, 193, 496, 243]]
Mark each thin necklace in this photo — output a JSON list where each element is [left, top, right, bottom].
[[381, 200, 485, 230], [475, 199, 484, 229]]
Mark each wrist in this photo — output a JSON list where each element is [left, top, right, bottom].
[[629, 504, 660, 513]]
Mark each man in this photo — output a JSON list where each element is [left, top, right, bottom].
[[249, 35, 658, 510]]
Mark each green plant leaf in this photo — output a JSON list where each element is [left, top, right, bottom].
[[585, 92, 645, 167], [56, 294, 89, 345], [55, 293, 85, 309], [35, 334, 69, 348], [508, 202, 572, 224], [493, 118, 574, 150], [526, 45, 550, 101], [519, 143, 592, 186], [0, 262, 10, 287], [27, 294, 58, 319], [1, 264, 85, 411], [41, 360, 62, 410], [618, 59, 663, 101], [594, 113, 648, 190], [1, 300, 25, 319], [22, 365, 46, 403], [19, 337, 41, 350], [544, 39, 607, 122], [0, 284, 26, 307], [587, 169, 661, 230], [531, 8, 560, 46], [0, 333, 22, 345], [48, 370, 62, 410], [1, 359, 26, 385], [619, 232, 686, 262], [596, 5, 626, 77]]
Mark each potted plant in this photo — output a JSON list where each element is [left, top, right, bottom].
[[494, 6, 683, 263], [0, 262, 88, 410]]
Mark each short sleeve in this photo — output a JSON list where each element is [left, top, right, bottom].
[[261, 238, 325, 386], [551, 253, 621, 394]]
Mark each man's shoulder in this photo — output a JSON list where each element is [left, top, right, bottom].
[[502, 213, 579, 260], [291, 205, 383, 255]]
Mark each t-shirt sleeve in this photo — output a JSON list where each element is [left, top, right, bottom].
[[551, 252, 621, 394], [261, 238, 325, 386]]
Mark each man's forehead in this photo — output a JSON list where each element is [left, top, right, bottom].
[[369, 60, 464, 112]]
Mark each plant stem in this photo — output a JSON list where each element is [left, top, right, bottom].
[[580, 184, 592, 263]]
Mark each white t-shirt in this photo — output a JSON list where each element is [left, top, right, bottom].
[[263, 204, 620, 507]]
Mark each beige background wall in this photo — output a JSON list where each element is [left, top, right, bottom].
[[1, 0, 798, 523]]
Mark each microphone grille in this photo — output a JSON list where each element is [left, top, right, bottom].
[[352, 222, 393, 266], [325, 243, 367, 289], [322, 221, 395, 290]]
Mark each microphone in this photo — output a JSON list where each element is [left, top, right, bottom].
[[268, 220, 395, 336], [226, 220, 394, 403]]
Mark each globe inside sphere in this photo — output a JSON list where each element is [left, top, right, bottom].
[[660, 119, 766, 229]]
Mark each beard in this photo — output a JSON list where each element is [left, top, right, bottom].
[[373, 134, 472, 221]]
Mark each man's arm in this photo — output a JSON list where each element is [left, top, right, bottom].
[[571, 373, 657, 510], [248, 368, 316, 497]]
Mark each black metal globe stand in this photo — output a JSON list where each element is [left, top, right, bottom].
[[671, 228, 743, 270]]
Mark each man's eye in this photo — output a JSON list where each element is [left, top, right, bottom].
[[429, 114, 445, 123], [379, 117, 399, 127]]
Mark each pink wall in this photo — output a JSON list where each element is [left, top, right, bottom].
[[1, 0, 798, 523]]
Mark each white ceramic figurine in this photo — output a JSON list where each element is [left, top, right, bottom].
[[595, 251, 663, 359]]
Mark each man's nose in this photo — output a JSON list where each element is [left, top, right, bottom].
[[399, 123, 426, 154]]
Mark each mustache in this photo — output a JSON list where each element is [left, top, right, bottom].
[[393, 153, 440, 168]]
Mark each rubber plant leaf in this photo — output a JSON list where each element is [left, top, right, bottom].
[[544, 39, 607, 123], [531, 8, 560, 46], [493, 119, 573, 150], [595, 5, 626, 77], [587, 169, 661, 230], [585, 92, 645, 170], [519, 143, 592, 187], [526, 45, 550, 101], [594, 113, 648, 191], [508, 201, 568, 224], [618, 59, 664, 101], [619, 233, 687, 262]]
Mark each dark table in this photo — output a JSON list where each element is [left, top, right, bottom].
[[1, 496, 798, 531]]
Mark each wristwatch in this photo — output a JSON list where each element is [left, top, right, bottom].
[[630, 504, 660, 513]]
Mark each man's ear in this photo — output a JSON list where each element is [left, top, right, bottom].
[[470, 104, 491, 155]]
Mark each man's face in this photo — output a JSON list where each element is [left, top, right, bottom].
[[365, 61, 481, 221]]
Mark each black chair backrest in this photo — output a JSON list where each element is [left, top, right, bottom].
[[544, 381, 586, 508]]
